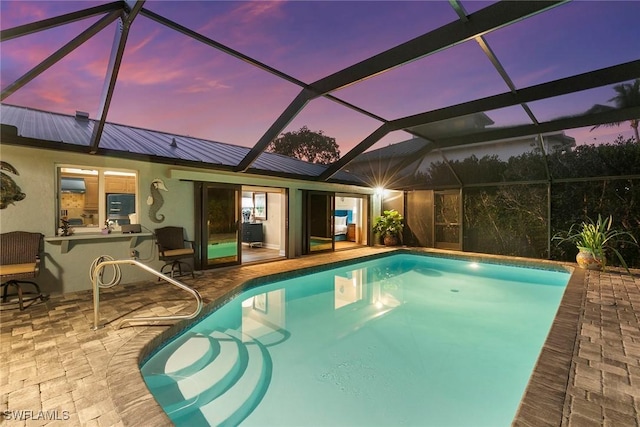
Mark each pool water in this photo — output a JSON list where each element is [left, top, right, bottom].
[[141, 253, 570, 426]]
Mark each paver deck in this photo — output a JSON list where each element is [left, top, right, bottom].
[[1, 247, 638, 426]]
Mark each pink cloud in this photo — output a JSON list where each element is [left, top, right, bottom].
[[515, 66, 558, 89], [1, 2, 47, 27], [198, 1, 286, 34], [178, 77, 231, 94], [125, 30, 161, 55]]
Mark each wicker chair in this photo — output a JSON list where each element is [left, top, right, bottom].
[[0, 231, 48, 310], [155, 226, 195, 278]]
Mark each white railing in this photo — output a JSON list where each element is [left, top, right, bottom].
[[91, 259, 203, 330]]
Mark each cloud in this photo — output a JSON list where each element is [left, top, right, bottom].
[[125, 30, 161, 55], [178, 77, 231, 94], [1, 2, 47, 27], [515, 66, 558, 88], [199, 1, 286, 33]]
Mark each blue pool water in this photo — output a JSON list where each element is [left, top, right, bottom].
[[141, 253, 570, 426]]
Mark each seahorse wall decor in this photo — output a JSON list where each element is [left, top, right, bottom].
[[0, 161, 26, 209], [148, 178, 168, 223]]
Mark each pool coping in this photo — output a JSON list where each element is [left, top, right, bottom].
[[108, 248, 581, 426]]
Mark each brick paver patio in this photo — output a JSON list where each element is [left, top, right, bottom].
[[1, 247, 638, 426]]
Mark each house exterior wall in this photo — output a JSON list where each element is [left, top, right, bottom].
[[1, 144, 374, 295]]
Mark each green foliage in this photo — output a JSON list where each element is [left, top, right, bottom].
[[404, 136, 640, 268], [267, 126, 340, 164], [590, 78, 640, 142], [547, 136, 640, 178], [464, 185, 548, 258], [552, 215, 638, 272], [372, 209, 404, 237]]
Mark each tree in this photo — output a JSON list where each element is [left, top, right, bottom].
[[267, 126, 340, 164], [589, 78, 640, 143]]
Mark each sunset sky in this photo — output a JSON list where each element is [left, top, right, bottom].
[[1, 0, 638, 156]]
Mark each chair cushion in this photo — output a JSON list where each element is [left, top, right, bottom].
[[0, 262, 37, 277], [162, 248, 194, 257]]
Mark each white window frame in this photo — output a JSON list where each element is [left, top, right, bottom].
[[56, 165, 138, 235]]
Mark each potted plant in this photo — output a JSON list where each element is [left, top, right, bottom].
[[552, 214, 637, 272], [373, 209, 404, 246]]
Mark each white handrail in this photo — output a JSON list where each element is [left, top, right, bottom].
[[91, 259, 203, 330]]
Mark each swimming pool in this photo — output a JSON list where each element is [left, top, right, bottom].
[[141, 253, 570, 426]]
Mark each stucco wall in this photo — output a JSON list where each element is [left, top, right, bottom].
[[1, 144, 375, 295], [0, 145, 194, 294]]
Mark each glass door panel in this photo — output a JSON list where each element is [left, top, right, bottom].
[[205, 186, 240, 266], [434, 190, 461, 250], [308, 192, 334, 253]]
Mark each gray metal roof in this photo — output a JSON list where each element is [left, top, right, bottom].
[[0, 103, 364, 184]]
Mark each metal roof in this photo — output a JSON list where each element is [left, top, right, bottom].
[[0, 103, 364, 185]]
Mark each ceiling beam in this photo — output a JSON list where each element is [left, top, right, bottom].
[[221, 1, 564, 176], [234, 89, 314, 172], [434, 106, 640, 149], [388, 60, 640, 132], [318, 124, 391, 181], [309, 1, 566, 95], [0, 2, 122, 41], [474, 35, 540, 125], [89, 3, 144, 153], [1, 10, 122, 102], [320, 61, 640, 181], [140, 7, 307, 89]]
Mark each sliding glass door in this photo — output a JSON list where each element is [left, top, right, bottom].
[[306, 192, 334, 253], [195, 183, 241, 268]]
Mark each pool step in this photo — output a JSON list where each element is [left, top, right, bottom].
[[143, 328, 272, 426], [141, 332, 220, 388], [143, 330, 244, 414], [195, 329, 272, 426]]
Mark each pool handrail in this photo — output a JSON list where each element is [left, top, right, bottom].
[[91, 258, 203, 330]]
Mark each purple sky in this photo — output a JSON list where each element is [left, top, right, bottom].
[[1, 1, 638, 155]]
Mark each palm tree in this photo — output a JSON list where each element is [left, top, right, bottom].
[[589, 79, 640, 142]]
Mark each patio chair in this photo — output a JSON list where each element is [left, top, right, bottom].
[[155, 226, 195, 278], [0, 231, 48, 310]]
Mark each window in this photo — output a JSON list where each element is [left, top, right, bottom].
[[57, 166, 138, 234]]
